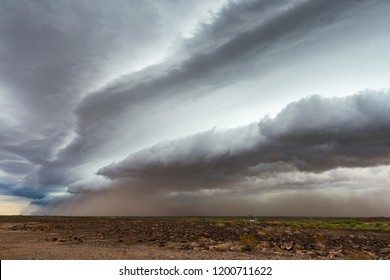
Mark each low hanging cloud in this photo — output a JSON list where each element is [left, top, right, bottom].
[[0, 0, 227, 193], [38, 0, 376, 189], [30, 90, 390, 216], [98, 91, 390, 191], [2, 0, 390, 215]]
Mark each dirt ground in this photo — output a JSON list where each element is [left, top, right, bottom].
[[0, 216, 389, 260]]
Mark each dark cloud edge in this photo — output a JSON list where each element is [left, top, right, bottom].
[[97, 90, 390, 188], [30, 90, 390, 216]]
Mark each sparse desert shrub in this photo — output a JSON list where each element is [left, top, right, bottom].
[[239, 233, 258, 246]]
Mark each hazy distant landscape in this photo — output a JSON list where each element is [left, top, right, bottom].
[[1, 216, 389, 260]]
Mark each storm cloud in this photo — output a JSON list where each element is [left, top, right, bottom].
[[44, 91, 390, 217], [97, 91, 390, 189], [1, 0, 390, 215], [36, 0, 384, 188]]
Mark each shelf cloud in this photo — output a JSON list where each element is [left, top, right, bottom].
[[1, 0, 390, 215]]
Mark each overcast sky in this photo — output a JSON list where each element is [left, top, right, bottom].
[[1, 0, 390, 216]]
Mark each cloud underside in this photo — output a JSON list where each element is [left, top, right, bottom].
[[97, 92, 390, 189], [34, 91, 390, 216]]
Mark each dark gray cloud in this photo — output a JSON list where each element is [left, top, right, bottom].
[[30, 91, 390, 216], [0, 183, 45, 200], [0, 160, 34, 176], [0, 0, 222, 191], [77, 0, 367, 121], [1, 0, 390, 216], [179, 0, 301, 54], [98, 91, 390, 190], [0, 0, 164, 189], [45, 0, 377, 187]]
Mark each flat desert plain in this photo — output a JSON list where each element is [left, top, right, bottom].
[[0, 216, 389, 260]]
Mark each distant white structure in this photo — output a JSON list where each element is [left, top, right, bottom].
[[248, 214, 257, 222]]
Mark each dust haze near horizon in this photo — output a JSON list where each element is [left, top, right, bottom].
[[1, 0, 390, 216]]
